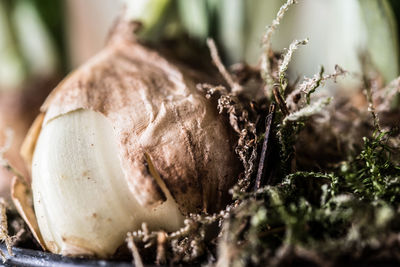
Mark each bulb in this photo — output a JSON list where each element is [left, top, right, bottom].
[[16, 20, 241, 258], [32, 109, 183, 257]]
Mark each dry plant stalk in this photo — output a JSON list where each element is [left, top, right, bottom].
[[207, 38, 243, 95]]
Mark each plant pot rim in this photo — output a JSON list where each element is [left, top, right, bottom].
[[0, 244, 134, 267]]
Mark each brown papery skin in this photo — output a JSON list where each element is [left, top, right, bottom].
[[24, 21, 241, 215]]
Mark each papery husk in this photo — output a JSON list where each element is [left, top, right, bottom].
[[11, 176, 46, 250], [22, 19, 240, 225]]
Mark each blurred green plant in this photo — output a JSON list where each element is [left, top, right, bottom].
[[30, 0, 66, 73], [128, 0, 400, 86], [0, 0, 64, 90]]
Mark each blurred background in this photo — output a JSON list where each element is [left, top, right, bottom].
[[0, 0, 400, 196]]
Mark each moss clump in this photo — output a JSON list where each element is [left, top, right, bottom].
[[125, 1, 400, 266]]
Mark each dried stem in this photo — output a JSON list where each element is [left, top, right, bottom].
[[273, 86, 289, 116], [207, 38, 243, 95], [254, 104, 276, 190]]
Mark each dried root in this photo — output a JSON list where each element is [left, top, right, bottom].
[[207, 39, 243, 95], [126, 232, 144, 267]]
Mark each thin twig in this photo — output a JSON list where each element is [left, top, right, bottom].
[[207, 38, 243, 95], [254, 104, 277, 190], [273, 86, 290, 116]]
